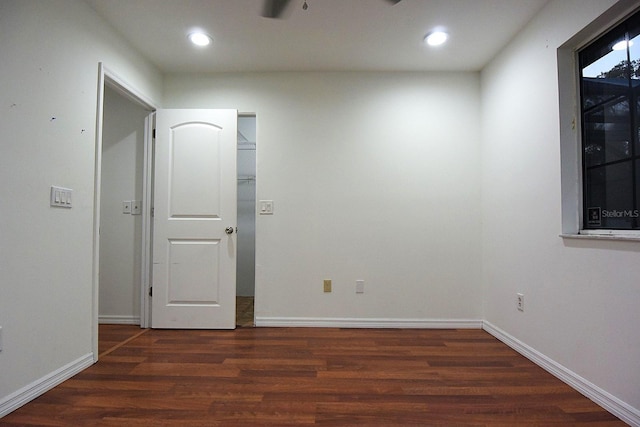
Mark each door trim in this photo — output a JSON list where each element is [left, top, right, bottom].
[[92, 63, 157, 361], [141, 112, 155, 329]]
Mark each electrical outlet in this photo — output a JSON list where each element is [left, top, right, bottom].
[[323, 279, 332, 293], [356, 279, 364, 294], [517, 293, 524, 311]]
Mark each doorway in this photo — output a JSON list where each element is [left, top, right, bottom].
[[236, 115, 256, 327], [98, 85, 149, 325], [94, 67, 255, 357], [93, 64, 157, 359]]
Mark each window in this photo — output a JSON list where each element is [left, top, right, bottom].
[[579, 10, 640, 230]]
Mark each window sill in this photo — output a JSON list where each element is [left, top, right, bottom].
[[560, 233, 640, 242]]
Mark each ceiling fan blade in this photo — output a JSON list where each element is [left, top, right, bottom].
[[385, 0, 402, 4], [262, 0, 292, 18]]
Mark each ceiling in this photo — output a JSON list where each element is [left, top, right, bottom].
[[86, 0, 549, 74]]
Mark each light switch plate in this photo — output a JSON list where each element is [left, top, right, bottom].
[[259, 200, 274, 215], [123, 201, 132, 214], [131, 200, 141, 215], [50, 186, 72, 208]]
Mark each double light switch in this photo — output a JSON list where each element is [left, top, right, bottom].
[[259, 200, 274, 215]]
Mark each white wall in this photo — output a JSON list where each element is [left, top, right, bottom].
[[165, 72, 483, 323], [481, 0, 640, 414], [99, 86, 149, 323], [0, 0, 161, 409]]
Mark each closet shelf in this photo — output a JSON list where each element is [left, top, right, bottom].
[[238, 141, 256, 151]]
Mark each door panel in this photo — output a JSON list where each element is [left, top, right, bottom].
[[169, 123, 222, 217], [152, 109, 237, 329], [167, 240, 220, 304]]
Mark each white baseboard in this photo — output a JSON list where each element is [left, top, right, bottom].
[[99, 315, 140, 325], [255, 316, 483, 329], [0, 353, 93, 418], [483, 321, 640, 427]]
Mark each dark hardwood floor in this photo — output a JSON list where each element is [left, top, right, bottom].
[[0, 327, 625, 426], [98, 324, 148, 357], [236, 296, 255, 328]]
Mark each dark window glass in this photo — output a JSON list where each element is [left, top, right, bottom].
[[632, 13, 640, 158], [583, 97, 630, 167], [637, 160, 640, 217], [585, 163, 634, 229], [580, 10, 640, 230], [637, 97, 640, 155]]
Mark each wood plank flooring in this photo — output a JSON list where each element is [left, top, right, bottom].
[[236, 296, 255, 328], [0, 328, 626, 426], [98, 324, 148, 357]]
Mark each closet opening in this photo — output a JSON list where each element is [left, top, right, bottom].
[[236, 114, 256, 327]]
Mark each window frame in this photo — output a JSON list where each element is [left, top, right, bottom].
[[558, 3, 640, 241], [577, 11, 640, 233]]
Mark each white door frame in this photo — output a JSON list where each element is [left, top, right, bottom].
[[141, 111, 155, 329], [92, 63, 157, 361]]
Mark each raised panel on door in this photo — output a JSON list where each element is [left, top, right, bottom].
[[167, 239, 220, 304], [169, 123, 222, 218]]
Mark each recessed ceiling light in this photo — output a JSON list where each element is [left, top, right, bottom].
[[612, 39, 633, 51], [424, 31, 448, 47], [188, 32, 212, 47]]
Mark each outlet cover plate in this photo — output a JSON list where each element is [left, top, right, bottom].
[[323, 279, 332, 293]]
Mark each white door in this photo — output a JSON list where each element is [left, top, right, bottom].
[[152, 109, 237, 329]]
